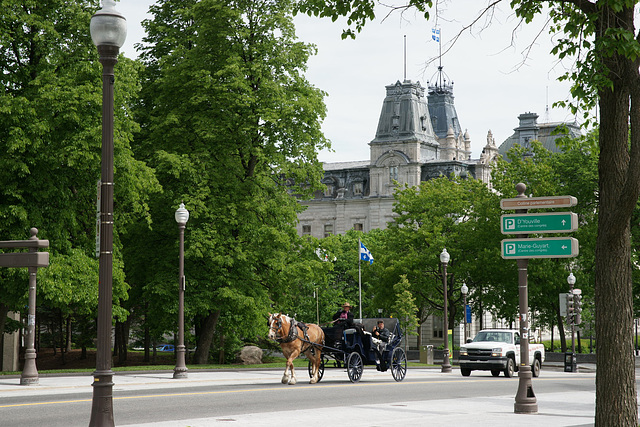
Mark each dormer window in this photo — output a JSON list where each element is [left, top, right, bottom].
[[353, 182, 363, 196], [324, 184, 333, 197]]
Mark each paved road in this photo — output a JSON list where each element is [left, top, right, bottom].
[[0, 364, 602, 426]]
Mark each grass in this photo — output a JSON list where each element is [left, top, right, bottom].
[[0, 357, 432, 376]]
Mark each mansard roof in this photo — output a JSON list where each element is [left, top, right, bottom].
[[370, 80, 438, 146], [427, 66, 462, 139], [498, 112, 582, 157]]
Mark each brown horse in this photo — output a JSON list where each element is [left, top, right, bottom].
[[267, 313, 324, 385]]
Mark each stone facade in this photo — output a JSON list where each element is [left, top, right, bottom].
[[297, 78, 498, 239]]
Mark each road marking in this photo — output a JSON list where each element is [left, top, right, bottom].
[[0, 375, 593, 409]]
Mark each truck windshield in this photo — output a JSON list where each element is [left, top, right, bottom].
[[473, 331, 512, 343]]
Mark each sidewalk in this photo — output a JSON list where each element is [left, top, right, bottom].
[[0, 366, 597, 427]]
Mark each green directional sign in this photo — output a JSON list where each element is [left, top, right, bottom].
[[501, 212, 578, 234], [501, 237, 579, 259]]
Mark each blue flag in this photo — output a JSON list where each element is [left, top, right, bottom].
[[432, 28, 440, 42], [360, 242, 374, 265]]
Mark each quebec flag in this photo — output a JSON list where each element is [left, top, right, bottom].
[[432, 28, 440, 42], [360, 242, 374, 265]]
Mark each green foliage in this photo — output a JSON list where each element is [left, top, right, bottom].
[[491, 134, 599, 335], [375, 175, 505, 328], [391, 275, 419, 336], [0, 1, 156, 322], [132, 0, 331, 356]]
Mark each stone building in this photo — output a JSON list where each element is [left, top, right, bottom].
[[498, 112, 582, 157], [297, 76, 499, 239], [296, 71, 580, 350]]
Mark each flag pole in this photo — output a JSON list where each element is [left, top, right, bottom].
[[358, 239, 362, 320]]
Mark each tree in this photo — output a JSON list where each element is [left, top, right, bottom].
[[391, 275, 419, 337], [135, 0, 329, 363], [0, 0, 156, 341], [492, 137, 599, 350], [377, 176, 505, 345], [297, 1, 640, 423]]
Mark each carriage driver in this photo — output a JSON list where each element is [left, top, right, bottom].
[[332, 302, 355, 328]]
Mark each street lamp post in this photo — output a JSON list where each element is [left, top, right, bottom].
[[89, 1, 126, 425], [174, 203, 189, 379], [461, 283, 468, 343], [440, 248, 452, 373], [567, 273, 576, 356]]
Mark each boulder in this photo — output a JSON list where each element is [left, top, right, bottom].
[[239, 346, 263, 365]]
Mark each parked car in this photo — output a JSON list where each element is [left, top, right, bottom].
[[156, 344, 175, 352]]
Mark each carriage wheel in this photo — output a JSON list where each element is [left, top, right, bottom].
[[308, 356, 326, 382], [347, 352, 363, 383], [390, 347, 407, 382]]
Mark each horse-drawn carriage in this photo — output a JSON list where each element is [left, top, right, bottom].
[[312, 317, 407, 383], [267, 313, 406, 385]]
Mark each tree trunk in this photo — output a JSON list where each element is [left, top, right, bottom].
[[193, 310, 220, 364], [116, 320, 129, 364], [59, 311, 66, 365], [65, 316, 72, 352], [0, 303, 8, 339], [594, 6, 640, 423], [144, 302, 150, 362]]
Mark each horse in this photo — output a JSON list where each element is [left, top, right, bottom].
[[267, 313, 324, 385]]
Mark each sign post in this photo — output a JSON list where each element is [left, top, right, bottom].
[[502, 184, 579, 414], [0, 228, 49, 385]]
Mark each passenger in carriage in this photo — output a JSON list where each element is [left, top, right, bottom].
[[372, 320, 390, 343], [372, 320, 390, 366]]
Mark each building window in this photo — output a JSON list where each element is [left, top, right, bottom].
[[302, 225, 311, 235], [353, 182, 363, 196], [389, 166, 398, 182], [433, 316, 443, 338], [324, 184, 333, 197], [353, 223, 363, 231], [324, 224, 333, 238]]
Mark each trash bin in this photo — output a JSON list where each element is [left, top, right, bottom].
[[564, 351, 577, 372], [420, 345, 434, 364]]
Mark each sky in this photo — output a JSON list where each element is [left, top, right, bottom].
[[114, 1, 577, 163]]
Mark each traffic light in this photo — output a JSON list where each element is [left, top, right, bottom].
[[566, 292, 575, 324], [573, 290, 582, 325]]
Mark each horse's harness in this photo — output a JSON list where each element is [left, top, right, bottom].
[[269, 316, 319, 355]]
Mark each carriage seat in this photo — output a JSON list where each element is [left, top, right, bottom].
[[357, 318, 399, 352]]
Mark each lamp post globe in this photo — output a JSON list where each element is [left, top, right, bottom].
[[440, 248, 450, 264], [567, 272, 576, 286], [440, 248, 452, 373], [89, 1, 126, 426], [175, 202, 190, 224], [174, 203, 189, 378]]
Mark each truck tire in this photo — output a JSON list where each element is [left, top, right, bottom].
[[504, 357, 515, 378], [461, 367, 471, 377], [531, 357, 541, 377], [491, 369, 501, 377]]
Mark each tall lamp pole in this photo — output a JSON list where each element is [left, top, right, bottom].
[[89, 1, 126, 425], [174, 203, 189, 379], [461, 283, 468, 343], [440, 248, 452, 373], [567, 273, 576, 356]]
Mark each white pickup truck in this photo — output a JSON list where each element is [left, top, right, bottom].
[[459, 329, 545, 377]]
